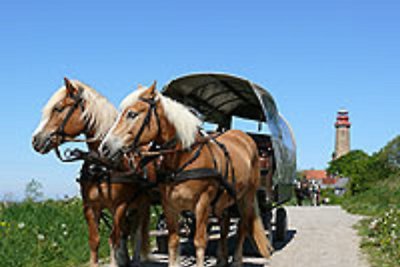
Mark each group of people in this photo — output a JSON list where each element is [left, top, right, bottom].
[[295, 179, 321, 206]]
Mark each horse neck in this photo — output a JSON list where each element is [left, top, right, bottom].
[[160, 131, 201, 171], [82, 128, 102, 152], [82, 99, 116, 152]]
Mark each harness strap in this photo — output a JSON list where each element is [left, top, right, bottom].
[[158, 168, 237, 199], [174, 142, 205, 174]]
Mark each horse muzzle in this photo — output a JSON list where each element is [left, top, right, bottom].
[[32, 134, 56, 154], [99, 141, 123, 163]]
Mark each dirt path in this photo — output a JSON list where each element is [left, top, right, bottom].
[[271, 206, 369, 267]]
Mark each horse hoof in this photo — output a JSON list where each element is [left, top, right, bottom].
[[130, 262, 141, 267], [230, 262, 242, 267], [215, 261, 229, 267]]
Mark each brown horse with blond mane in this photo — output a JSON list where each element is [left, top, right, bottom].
[[32, 78, 152, 267], [100, 82, 273, 267]]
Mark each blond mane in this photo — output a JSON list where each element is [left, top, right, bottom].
[[35, 80, 118, 139], [120, 88, 202, 148]]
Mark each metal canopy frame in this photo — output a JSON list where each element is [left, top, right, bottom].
[[162, 73, 296, 201]]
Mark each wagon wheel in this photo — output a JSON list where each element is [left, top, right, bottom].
[[275, 207, 288, 242], [263, 211, 274, 246]]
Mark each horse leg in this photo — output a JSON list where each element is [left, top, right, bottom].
[[83, 205, 101, 267], [164, 206, 180, 267], [231, 200, 247, 267], [139, 203, 151, 260], [194, 191, 212, 267], [109, 203, 128, 267], [130, 203, 151, 266], [127, 209, 141, 264], [115, 210, 131, 267], [216, 212, 230, 267]]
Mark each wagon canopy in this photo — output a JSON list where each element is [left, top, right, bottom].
[[162, 73, 277, 126], [162, 73, 297, 191]]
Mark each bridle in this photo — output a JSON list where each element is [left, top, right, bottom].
[[119, 96, 162, 157], [49, 87, 85, 142], [49, 87, 98, 162]]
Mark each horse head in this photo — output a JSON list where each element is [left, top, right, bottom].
[[99, 82, 162, 160], [32, 77, 117, 154]]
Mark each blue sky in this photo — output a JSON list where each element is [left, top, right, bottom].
[[0, 0, 399, 199]]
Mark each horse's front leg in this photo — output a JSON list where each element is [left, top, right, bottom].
[[109, 203, 128, 267], [194, 190, 212, 267], [83, 204, 101, 267], [115, 210, 132, 267], [163, 204, 180, 267]]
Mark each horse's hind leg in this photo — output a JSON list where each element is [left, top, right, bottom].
[[216, 212, 230, 267], [194, 190, 212, 267], [232, 200, 248, 267], [83, 205, 101, 267]]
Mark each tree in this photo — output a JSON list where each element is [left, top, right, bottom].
[[376, 135, 400, 172], [327, 136, 400, 196], [327, 150, 370, 177], [327, 150, 374, 195], [24, 179, 44, 202]]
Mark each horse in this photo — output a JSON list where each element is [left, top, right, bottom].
[[100, 82, 273, 267], [32, 78, 152, 267]]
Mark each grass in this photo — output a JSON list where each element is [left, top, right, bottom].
[[341, 175, 400, 267], [0, 198, 110, 267], [0, 197, 163, 267], [356, 208, 400, 267], [341, 177, 400, 216]]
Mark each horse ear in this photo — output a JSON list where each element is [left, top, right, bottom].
[[148, 81, 157, 96], [64, 77, 78, 96]]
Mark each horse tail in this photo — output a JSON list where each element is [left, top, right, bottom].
[[250, 196, 273, 259]]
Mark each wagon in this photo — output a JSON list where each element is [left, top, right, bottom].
[[153, 73, 296, 252]]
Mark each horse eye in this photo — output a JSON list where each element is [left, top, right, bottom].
[[53, 106, 64, 113], [126, 110, 138, 120]]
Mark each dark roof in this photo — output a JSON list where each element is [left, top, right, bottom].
[[162, 73, 278, 125]]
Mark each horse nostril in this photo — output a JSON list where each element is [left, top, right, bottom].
[[32, 135, 40, 148], [101, 144, 110, 157]]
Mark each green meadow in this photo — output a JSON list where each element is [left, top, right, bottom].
[[0, 198, 110, 267]]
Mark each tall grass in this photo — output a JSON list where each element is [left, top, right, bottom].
[[341, 175, 400, 267], [0, 198, 110, 267]]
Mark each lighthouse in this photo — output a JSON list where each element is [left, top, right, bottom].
[[333, 109, 351, 160]]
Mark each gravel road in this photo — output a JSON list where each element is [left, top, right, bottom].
[[271, 206, 369, 267], [99, 205, 370, 267]]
